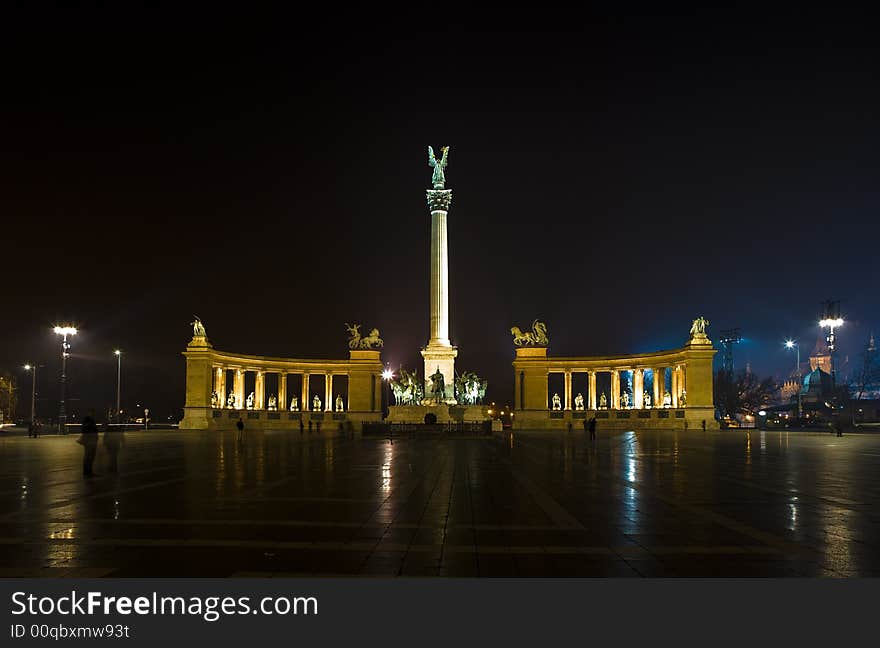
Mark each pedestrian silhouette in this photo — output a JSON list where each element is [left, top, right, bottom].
[[299, 418, 304, 435], [701, 419, 707, 432], [316, 420, 322, 434], [589, 416, 597, 441], [104, 422, 125, 473], [308, 420, 313, 434], [236, 417, 244, 442], [79, 411, 99, 477]]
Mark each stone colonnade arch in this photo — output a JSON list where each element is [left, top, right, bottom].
[[512, 334, 717, 430], [180, 336, 383, 430]]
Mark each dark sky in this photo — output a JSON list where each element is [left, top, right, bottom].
[[3, 6, 879, 420]]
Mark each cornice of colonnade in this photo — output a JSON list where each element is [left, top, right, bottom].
[[511, 341, 716, 371], [183, 341, 384, 373]]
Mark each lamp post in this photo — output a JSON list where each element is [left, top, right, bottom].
[[819, 300, 844, 430], [114, 350, 122, 423], [23, 364, 38, 425], [53, 326, 77, 434], [784, 340, 802, 421]]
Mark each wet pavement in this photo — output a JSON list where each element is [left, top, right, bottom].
[[1, 427, 878, 577]]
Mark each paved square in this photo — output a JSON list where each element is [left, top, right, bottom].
[[1, 428, 878, 577]]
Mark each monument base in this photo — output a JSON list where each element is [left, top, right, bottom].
[[421, 343, 458, 401], [387, 404, 490, 424]]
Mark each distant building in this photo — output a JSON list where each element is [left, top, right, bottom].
[[779, 336, 832, 403]]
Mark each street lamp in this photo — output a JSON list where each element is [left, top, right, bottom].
[[23, 364, 38, 425], [784, 339, 802, 420], [114, 349, 122, 423], [53, 325, 77, 434], [819, 300, 844, 432], [381, 366, 394, 418], [819, 300, 844, 394]]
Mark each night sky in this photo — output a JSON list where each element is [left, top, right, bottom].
[[3, 6, 879, 420]]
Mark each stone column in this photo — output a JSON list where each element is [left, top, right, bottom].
[[325, 374, 333, 412], [672, 367, 679, 407], [564, 370, 572, 410], [278, 373, 286, 411], [255, 371, 265, 409], [680, 364, 687, 405], [654, 368, 663, 406], [234, 369, 245, 410], [215, 367, 226, 408], [302, 373, 310, 411], [633, 369, 644, 409], [611, 370, 620, 409], [422, 188, 457, 400], [588, 371, 597, 409]]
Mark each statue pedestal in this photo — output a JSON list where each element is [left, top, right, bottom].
[[421, 343, 458, 402], [387, 404, 490, 424]]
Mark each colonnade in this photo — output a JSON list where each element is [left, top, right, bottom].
[[549, 365, 686, 411], [212, 366, 349, 412], [181, 337, 384, 430], [511, 336, 717, 430]]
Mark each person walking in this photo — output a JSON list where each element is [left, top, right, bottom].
[[236, 416, 244, 442], [588, 415, 597, 441], [299, 418, 304, 435], [701, 419, 706, 432], [79, 411, 99, 477]]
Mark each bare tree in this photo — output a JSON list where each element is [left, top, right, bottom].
[[850, 336, 879, 401], [715, 370, 776, 418]]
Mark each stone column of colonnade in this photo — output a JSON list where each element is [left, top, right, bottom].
[[214, 367, 226, 406], [611, 371, 620, 409], [233, 369, 244, 409], [255, 371, 265, 409], [633, 369, 644, 409], [325, 374, 333, 412], [302, 373, 310, 411], [654, 368, 663, 405], [278, 373, 287, 410], [588, 371, 597, 409], [671, 366, 680, 407], [564, 371, 572, 410]]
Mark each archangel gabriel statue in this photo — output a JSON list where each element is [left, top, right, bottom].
[[428, 145, 450, 189]]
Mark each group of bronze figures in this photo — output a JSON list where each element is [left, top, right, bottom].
[[389, 368, 487, 407]]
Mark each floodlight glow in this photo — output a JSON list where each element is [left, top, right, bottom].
[[819, 318, 844, 328], [784, 340, 795, 349], [758, 410, 767, 416], [24, 364, 32, 371], [53, 326, 77, 336], [382, 369, 393, 381], [114, 349, 122, 356]]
